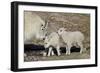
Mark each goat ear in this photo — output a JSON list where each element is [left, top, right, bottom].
[[45, 20, 48, 28]]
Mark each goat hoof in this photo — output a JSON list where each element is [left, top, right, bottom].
[[58, 54, 61, 56], [80, 52, 82, 54], [66, 53, 70, 55]]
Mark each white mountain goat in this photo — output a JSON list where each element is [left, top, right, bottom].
[[43, 32, 61, 56], [24, 12, 48, 43], [57, 28, 85, 55]]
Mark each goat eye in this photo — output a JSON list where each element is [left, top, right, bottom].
[[41, 24, 43, 26], [45, 43, 47, 44]]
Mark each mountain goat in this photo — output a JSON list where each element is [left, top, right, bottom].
[[43, 32, 61, 56], [57, 28, 85, 55], [24, 12, 48, 43]]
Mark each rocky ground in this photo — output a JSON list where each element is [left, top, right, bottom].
[[24, 49, 90, 62]]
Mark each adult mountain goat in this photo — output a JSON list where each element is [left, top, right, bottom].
[[43, 32, 61, 56], [24, 12, 48, 43], [57, 28, 85, 55]]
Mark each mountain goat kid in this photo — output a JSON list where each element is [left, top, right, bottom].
[[57, 28, 85, 55], [43, 32, 61, 56]]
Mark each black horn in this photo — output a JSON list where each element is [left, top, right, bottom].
[[44, 20, 48, 28]]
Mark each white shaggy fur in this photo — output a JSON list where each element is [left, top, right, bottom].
[[58, 28, 85, 55], [24, 12, 48, 43], [44, 32, 61, 56]]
